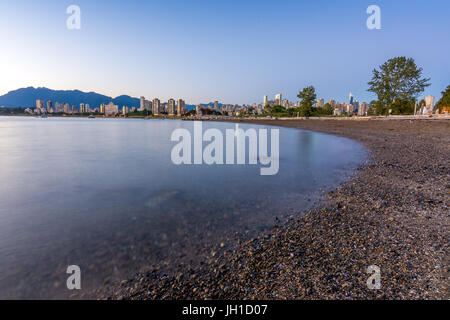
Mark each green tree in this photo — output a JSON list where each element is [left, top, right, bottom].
[[368, 57, 430, 111], [436, 85, 450, 113], [270, 105, 286, 113], [297, 86, 316, 117], [390, 98, 415, 115]]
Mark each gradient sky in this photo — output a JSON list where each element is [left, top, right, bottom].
[[0, 0, 449, 105]]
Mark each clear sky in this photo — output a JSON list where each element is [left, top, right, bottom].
[[0, 0, 449, 105]]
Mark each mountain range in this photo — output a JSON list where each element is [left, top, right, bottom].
[[0, 87, 140, 109], [0, 87, 220, 110]]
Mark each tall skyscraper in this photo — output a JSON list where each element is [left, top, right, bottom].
[[425, 95, 435, 108], [214, 101, 219, 110], [177, 99, 185, 116], [145, 100, 151, 111], [152, 98, 161, 115], [349, 93, 354, 105], [140, 96, 145, 110], [79, 103, 85, 113], [263, 95, 268, 106], [36, 99, 44, 111], [46, 100, 53, 113], [275, 93, 282, 105], [167, 99, 176, 115]]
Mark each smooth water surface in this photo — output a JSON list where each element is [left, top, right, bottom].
[[0, 117, 367, 298]]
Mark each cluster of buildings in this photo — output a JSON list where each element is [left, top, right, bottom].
[[29, 99, 137, 116], [329, 93, 370, 116], [139, 97, 187, 116], [26, 92, 442, 118], [29, 99, 146, 116]]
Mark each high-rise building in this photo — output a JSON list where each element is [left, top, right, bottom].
[[79, 103, 85, 113], [140, 96, 145, 110], [104, 102, 119, 115], [425, 95, 435, 108], [152, 98, 161, 115], [145, 100, 151, 111], [214, 101, 219, 110], [167, 99, 176, 115], [358, 102, 369, 116], [275, 94, 282, 105], [263, 95, 268, 106], [100, 103, 105, 114], [177, 99, 185, 116], [349, 93, 354, 105], [46, 100, 53, 113], [196, 105, 202, 116], [122, 106, 129, 115], [35, 99, 44, 111], [63, 103, 70, 114]]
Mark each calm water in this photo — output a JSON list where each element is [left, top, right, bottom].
[[0, 116, 367, 299]]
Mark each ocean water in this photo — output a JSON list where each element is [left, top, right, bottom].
[[0, 116, 367, 299]]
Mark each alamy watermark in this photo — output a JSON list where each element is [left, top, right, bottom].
[[366, 265, 381, 290], [366, 5, 381, 30], [66, 265, 81, 290], [170, 122, 279, 176], [66, 5, 81, 30]]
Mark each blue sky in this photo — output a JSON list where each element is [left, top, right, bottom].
[[0, 0, 449, 104]]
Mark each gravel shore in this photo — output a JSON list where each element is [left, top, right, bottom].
[[104, 118, 449, 300]]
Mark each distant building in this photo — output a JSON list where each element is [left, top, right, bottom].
[[104, 102, 119, 115], [316, 98, 324, 108], [425, 95, 434, 108], [152, 98, 161, 115], [167, 99, 176, 115], [79, 103, 85, 113], [275, 93, 282, 105], [177, 99, 185, 116], [63, 103, 70, 114], [214, 101, 219, 110], [122, 106, 129, 115], [140, 96, 145, 110], [145, 100, 151, 111], [46, 100, 53, 113], [263, 95, 268, 106], [349, 93, 354, 105], [36, 99, 44, 111], [358, 102, 369, 116]]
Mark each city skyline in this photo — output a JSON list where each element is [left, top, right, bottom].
[[0, 0, 449, 104]]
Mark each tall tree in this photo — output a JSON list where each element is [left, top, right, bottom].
[[368, 57, 430, 108], [436, 85, 450, 112], [297, 86, 316, 117]]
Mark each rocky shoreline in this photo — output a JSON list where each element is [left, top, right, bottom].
[[103, 118, 449, 300]]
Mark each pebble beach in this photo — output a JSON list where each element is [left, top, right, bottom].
[[104, 118, 449, 300]]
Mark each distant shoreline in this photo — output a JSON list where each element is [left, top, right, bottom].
[[2, 113, 450, 121]]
